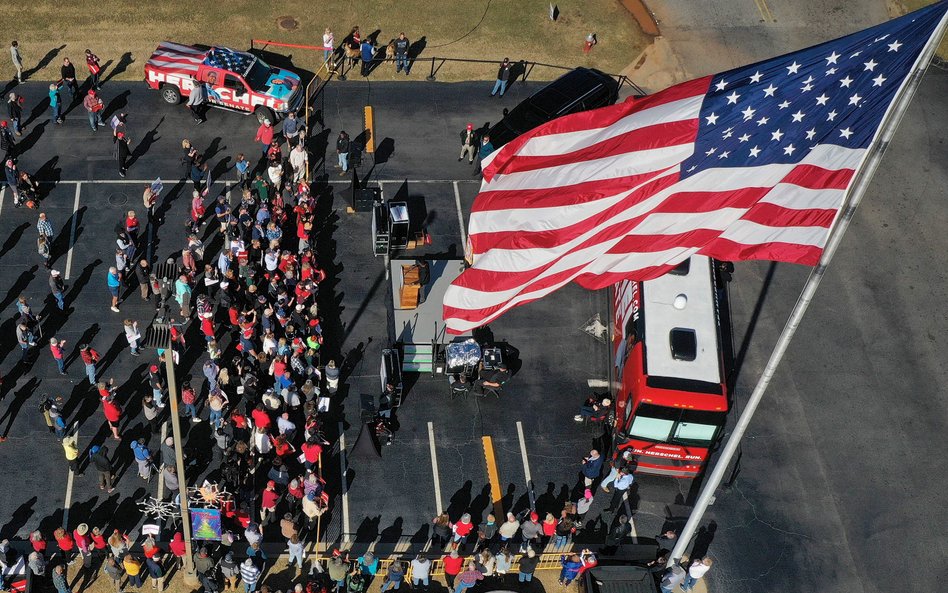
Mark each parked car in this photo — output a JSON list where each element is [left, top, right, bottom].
[[145, 41, 308, 123], [486, 67, 620, 148]]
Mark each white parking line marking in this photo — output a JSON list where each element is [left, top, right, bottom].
[[338, 421, 350, 545], [428, 421, 444, 515], [62, 425, 78, 529], [0, 186, 5, 217], [453, 181, 467, 246], [516, 421, 533, 487], [64, 183, 81, 280]]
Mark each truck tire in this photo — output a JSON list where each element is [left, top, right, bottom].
[[161, 84, 181, 105], [254, 106, 275, 125]]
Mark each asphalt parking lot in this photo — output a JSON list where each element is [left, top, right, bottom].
[[0, 57, 946, 593]]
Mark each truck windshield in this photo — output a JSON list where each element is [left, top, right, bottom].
[[244, 58, 274, 91], [628, 404, 725, 447]]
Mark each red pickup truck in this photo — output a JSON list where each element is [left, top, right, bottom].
[[145, 42, 307, 123]]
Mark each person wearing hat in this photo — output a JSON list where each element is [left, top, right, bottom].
[[49, 337, 67, 375], [459, 123, 477, 163], [73, 524, 91, 557], [0, 119, 15, 161], [130, 438, 153, 480], [260, 480, 280, 526], [519, 512, 543, 553], [490, 58, 512, 97], [49, 269, 65, 309], [193, 547, 216, 592], [218, 550, 239, 589], [82, 89, 104, 132]]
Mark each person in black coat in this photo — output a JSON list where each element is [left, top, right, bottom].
[[116, 132, 130, 177], [61, 58, 79, 102], [90, 445, 114, 492], [6, 93, 22, 136]]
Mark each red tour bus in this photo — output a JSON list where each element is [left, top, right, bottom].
[[610, 255, 731, 477]]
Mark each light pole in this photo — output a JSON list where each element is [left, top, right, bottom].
[[157, 334, 200, 587]]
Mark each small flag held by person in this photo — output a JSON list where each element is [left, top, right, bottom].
[[444, 2, 948, 334]]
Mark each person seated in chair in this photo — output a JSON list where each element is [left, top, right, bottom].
[[473, 362, 509, 396], [449, 373, 470, 397], [574, 394, 612, 422]]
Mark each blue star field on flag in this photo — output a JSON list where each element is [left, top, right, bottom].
[[681, 1, 948, 178], [204, 48, 254, 74]]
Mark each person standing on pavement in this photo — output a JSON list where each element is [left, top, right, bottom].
[[7, 92, 23, 136], [79, 344, 100, 385], [601, 449, 634, 492], [37, 236, 51, 269], [0, 120, 15, 160], [102, 554, 123, 593], [49, 83, 63, 125], [90, 445, 114, 492], [115, 131, 130, 177], [60, 58, 79, 103], [498, 512, 520, 544], [254, 119, 274, 156], [16, 321, 34, 363], [62, 426, 81, 476], [130, 438, 153, 480], [143, 183, 159, 219], [240, 557, 261, 593], [135, 259, 152, 300], [100, 384, 122, 440], [607, 468, 635, 513], [282, 111, 303, 148], [459, 124, 477, 163], [681, 557, 712, 592], [604, 514, 631, 555], [335, 130, 350, 175], [193, 548, 217, 593], [10, 41, 23, 83], [441, 550, 464, 589], [394, 33, 410, 74], [83, 89, 105, 132], [85, 49, 102, 90], [123, 319, 141, 356], [187, 76, 207, 124], [581, 449, 603, 487], [519, 512, 543, 553], [107, 266, 122, 312], [490, 58, 511, 97], [49, 337, 67, 375], [37, 211, 54, 244], [49, 269, 65, 310], [175, 274, 192, 316], [289, 141, 308, 183], [660, 564, 686, 593]]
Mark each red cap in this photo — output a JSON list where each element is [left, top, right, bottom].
[[150, 365, 158, 372], [88, 89, 96, 96], [530, 512, 539, 521], [0, 121, 7, 128], [117, 132, 125, 139], [467, 124, 473, 130], [267, 480, 276, 488]]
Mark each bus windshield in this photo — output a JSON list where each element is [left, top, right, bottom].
[[628, 404, 725, 447]]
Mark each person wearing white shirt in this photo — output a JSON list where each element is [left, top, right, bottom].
[[681, 557, 712, 592]]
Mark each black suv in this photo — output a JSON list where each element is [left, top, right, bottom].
[[487, 67, 620, 148]]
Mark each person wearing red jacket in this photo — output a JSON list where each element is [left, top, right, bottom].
[[54, 527, 75, 563], [260, 480, 280, 526], [85, 49, 102, 90], [251, 404, 272, 431], [99, 382, 121, 440], [453, 513, 475, 549], [301, 437, 322, 471], [168, 533, 186, 569], [90, 527, 108, 551], [254, 119, 274, 156], [29, 531, 46, 554], [79, 344, 100, 385], [442, 550, 464, 589]]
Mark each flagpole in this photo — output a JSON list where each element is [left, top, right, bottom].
[[668, 10, 948, 568]]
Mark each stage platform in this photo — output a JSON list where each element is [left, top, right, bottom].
[[389, 257, 471, 346]]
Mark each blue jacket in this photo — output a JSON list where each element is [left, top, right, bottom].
[[582, 455, 603, 479], [131, 442, 151, 461], [361, 41, 374, 62]]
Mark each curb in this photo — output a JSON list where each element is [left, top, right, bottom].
[[619, 0, 661, 37]]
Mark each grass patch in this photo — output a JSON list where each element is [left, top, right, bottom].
[[7, 0, 647, 83]]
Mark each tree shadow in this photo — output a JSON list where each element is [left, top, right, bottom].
[[24, 45, 66, 79], [101, 52, 135, 86], [127, 116, 164, 168]]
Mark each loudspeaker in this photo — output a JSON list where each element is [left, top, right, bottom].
[[354, 187, 380, 212]]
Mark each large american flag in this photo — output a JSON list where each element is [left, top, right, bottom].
[[444, 2, 948, 335]]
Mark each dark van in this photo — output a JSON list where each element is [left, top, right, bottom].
[[486, 67, 620, 148]]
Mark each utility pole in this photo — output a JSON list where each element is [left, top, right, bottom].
[[159, 336, 200, 587]]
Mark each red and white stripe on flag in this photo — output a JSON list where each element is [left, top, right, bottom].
[[444, 77, 859, 334]]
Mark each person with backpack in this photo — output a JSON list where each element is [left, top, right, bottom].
[[181, 380, 200, 422], [346, 568, 366, 593]]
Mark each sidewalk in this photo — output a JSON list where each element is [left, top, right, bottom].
[[50, 554, 709, 593]]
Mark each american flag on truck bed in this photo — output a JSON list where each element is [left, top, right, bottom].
[[205, 48, 254, 74], [146, 42, 205, 75]]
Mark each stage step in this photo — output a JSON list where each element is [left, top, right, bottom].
[[402, 343, 434, 373]]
